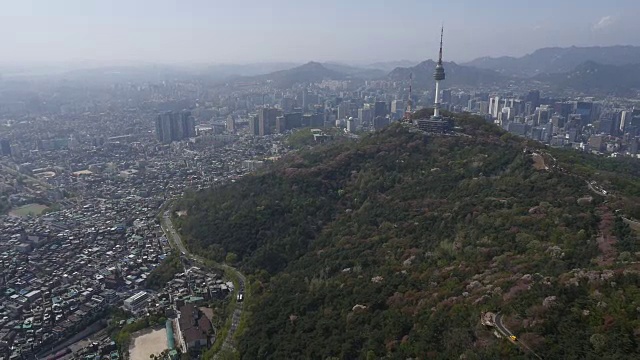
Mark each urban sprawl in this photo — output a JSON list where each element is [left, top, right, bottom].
[[1, 58, 640, 360]]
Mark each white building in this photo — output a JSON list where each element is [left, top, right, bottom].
[[123, 291, 150, 313]]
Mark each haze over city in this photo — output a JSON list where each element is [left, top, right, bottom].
[[2, 0, 640, 65], [4, 1, 640, 360]]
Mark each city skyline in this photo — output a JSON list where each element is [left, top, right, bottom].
[[2, 0, 640, 65]]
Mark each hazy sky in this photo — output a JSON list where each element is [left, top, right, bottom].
[[2, 0, 640, 65]]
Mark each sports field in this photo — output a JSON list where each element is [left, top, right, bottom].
[[9, 203, 49, 217]]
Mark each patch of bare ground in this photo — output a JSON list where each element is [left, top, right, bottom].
[[596, 206, 618, 266], [531, 153, 547, 170], [623, 217, 640, 233]]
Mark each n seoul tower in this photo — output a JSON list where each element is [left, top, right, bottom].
[[432, 26, 445, 119]]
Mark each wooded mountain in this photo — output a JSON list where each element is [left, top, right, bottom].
[[239, 62, 350, 87], [367, 60, 419, 72], [388, 60, 506, 89], [322, 62, 387, 79], [237, 59, 504, 89], [535, 61, 640, 95], [465, 45, 640, 77], [203, 62, 298, 79], [176, 112, 640, 359]]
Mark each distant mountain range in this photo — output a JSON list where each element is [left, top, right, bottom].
[[321, 62, 387, 79], [242, 62, 349, 87], [269, 58, 640, 96], [19, 45, 640, 94], [535, 61, 640, 95], [465, 45, 640, 77], [366, 60, 419, 72], [204, 62, 298, 78], [387, 60, 506, 89], [235, 59, 505, 89]]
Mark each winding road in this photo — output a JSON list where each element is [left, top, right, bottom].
[[495, 314, 543, 360], [586, 180, 609, 197], [160, 208, 247, 358]]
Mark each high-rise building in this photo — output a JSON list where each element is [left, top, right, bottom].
[[250, 115, 260, 136], [575, 101, 593, 126], [467, 99, 476, 112], [489, 96, 501, 118], [155, 112, 173, 144], [554, 101, 573, 121], [524, 102, 533, 116], [551, 115, 565, 129], [390, 100, 403, 114], [346, 118, 356, 133], [301, 113, 323, 128], [599, 111, 620, 135], [391, 100, 405, 119], [301, 89, 309, 110], [511, 99, 524, 117], [620, 110, 631, 134], [358, 108, 373, 126], [374, 101, 387, 118], [508, 122, 529, 136], [276, 116, 286, 133], [441, 89, 452, 104], [259, 107, 280, 136], [536, 106, 552, 126], [588, 134, 605, 152], [631, 108, 640, 128], [284, 112, 303, 130], [525, 90, 541, 108], [499, 107, 512, 124], [542, 123, 554, 143], [170, 112, 184, 141], [0, 139, 11, 156], [373, 116, 390, 130], [226, 115, 236, 133], [181, 111, 196, 139], [155, 111, 195, 144], [311, 114, 324, 128], [478, 101, 489, 115], [337, 102, 350, 120], [281, 97, 296, 113]]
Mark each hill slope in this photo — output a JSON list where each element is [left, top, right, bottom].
[[388, 60, 506, 89], [465, 45, 640, 77], [177, 113, 640, 359]]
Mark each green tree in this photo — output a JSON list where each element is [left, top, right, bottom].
[[225, 252, 238, 265]]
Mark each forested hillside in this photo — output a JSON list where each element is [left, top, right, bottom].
[[176, 113, 640, 359]]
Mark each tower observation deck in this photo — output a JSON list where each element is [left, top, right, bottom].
[[433, 26, 446, 119], [417, 26, 452, 134]]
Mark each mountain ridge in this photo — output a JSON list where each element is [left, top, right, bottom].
[[465, 45, 640, 77], [237, 61, 349, 87], [388, 59, 506, 88], [535, 60, 640, 95], [177, 111, 640, 359]]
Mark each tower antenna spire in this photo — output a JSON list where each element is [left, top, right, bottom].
[[404, 72, 413, 120], [409, 71, 413, 109], [438, 25, 444, 65]]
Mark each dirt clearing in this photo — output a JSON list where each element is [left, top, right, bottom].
[[129, 328, 168, 360]]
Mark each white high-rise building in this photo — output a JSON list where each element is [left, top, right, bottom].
[[489, 96, 501, 118], [391, 100, 405, 114]]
